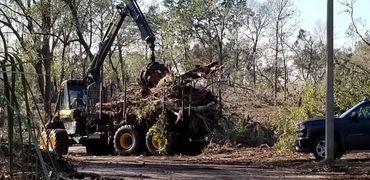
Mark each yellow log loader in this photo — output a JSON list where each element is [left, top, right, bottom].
[[40, 0, 169, 155]]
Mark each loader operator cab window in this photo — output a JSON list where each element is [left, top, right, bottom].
[[60, 83, 87, 110], [69, 84, 87, 109]]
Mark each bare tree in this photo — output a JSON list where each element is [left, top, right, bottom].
[[291, 29, 326, 84], [245, 1, 270, 88], [267, 0, 295, 102], [62, 0, 94, 61], [0, 0, 67, 118], [341, 0, 370, 46]]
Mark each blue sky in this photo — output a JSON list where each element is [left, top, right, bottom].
[[295, 0, 370, 48]]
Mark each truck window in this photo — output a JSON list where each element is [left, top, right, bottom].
[[357, 104, 370, 118]]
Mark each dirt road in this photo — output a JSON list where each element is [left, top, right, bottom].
[[71, 158, 330, 179], [65, 145, 370, 179]]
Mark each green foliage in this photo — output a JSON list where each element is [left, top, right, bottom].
[[272, 82, 325, 151], [334, 43, 370, 113], [230, 116, 247, 137], [149, 114, 166, 148], [132, 100, 156, 121], [212, 111, 275, 147], [271, 43, 370, 152]]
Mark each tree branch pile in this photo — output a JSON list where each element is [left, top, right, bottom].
[[97, 62, 223, 153]]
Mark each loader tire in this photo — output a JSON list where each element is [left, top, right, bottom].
[[50, 129, 69, 156], [114, 125, 142, 155], [39, 130, 49, 151], [145, 130, 165, 155], [146, 130, 176, 155]]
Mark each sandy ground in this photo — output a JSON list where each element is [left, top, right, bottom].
[[64, 145, 370, 179]]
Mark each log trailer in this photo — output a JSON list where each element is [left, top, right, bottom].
[[40, 0, 170, 155]]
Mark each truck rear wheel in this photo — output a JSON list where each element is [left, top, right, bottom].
[[114, 125, 142, 155]]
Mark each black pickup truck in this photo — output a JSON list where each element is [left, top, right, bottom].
[[295, 99, 370, 160]]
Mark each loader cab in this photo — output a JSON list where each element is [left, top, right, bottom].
[[56, 80, 87, 112]]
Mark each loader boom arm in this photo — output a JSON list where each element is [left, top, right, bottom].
[[86, 0, 156, 84]]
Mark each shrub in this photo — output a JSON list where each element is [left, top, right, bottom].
[[211, 112, 275, 147], [272, 82, 325, 151]]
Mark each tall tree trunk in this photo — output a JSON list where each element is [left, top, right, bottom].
[[3, 67, 14, 179], [14, 54, 33, 146], [274, 20, 279, 103], [0, 29, 14, 180], [170, 44, 179, 73], [217, 27, 224, 117], [9, 55, 25, 178], [108, 51, 121, 87], [182, 33, 189, 64], [280, 30, 288, 101], [34, 61, 44, 98], [60, 44, 67, 85], [118, 44, 126, 89], [41, 0, 52, 118], [234, 48, 239, 86], [252, 38, 258, 88]]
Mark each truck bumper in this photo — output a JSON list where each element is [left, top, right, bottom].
[[295, 137, 311, 153]]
